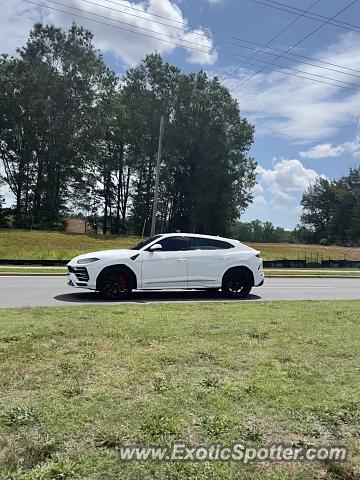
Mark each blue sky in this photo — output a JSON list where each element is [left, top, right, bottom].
[[2, 0, 360, 228]]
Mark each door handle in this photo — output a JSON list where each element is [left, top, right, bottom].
[[177, 259, 187, 263]]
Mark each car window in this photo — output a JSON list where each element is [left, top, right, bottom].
[[189, 237, 234, 250], [131, 235, 163, 250], [154, 236, 191, 252]]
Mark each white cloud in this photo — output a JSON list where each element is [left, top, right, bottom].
[[300, 143, 344, 159], [253, 183, 263, 194], [344, 135, 360, 157], [226, 32, 360, 144], [257, 159, 321, 193], [292, 205, 304, 217], [253, 195, 268, 206], [268, 188, 294, 203], [206, 0, 224, 5], [0, 1, 43, 56], [0, 0, 217, 66], [300, 133, 360, 158], [182, 28, 216, 65], [242, 159, 323, 228]]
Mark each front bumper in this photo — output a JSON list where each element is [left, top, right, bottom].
[[67, 266, 96, 290], [254, 269, 265, 287]]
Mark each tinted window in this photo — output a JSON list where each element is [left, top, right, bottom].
[[190, 238, 234, 250], [132, 235, 163, 251], [155, 236, 190, 252]]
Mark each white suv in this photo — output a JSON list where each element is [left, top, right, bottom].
[[67, 233, 264, 299]]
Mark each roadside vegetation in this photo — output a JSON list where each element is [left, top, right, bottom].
[[0, 267, 65, 274], [0, 230, 142, 260], [265, 269, 360, 277], [249, 242, 360, 262], [0, 301, 359, 479], [0, 24, 256, 236], [1, 229, 360, 262]]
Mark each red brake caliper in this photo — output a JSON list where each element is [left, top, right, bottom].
[[119, 274, 127, 289]]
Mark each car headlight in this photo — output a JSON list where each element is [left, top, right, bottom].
[[77, 258, 100, 265]]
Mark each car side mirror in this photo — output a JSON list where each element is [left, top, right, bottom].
[[149, 244, 163, 252]]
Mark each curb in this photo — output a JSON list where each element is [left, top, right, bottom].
[[0, 273, 65, 277]]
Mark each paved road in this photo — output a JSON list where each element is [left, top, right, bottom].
[[0, 276, 359, 308]]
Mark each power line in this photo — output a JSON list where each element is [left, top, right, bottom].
[[22, 0, 360, 92], [34, 0, 360, 79], [221, 0, 321, 82], [40, 0, 360, 82], [75, 0, 360, 78], [249, 0, 360, 33], [39, 0, 216, 54], [102, 0, 360, 37], [44, 0, 360, 81], [37, 0, 360, 88], [24, 0, 360, 91], [231, 0, 359, 91]]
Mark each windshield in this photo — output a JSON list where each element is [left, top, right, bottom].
[[131, 235, 163, 251]]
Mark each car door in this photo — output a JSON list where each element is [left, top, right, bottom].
[[187, 237, 234, 288], [140, 236, 190, 289]]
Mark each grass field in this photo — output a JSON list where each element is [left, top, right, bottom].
[[0, 302, 359, 479], [0, 267, 66, 274], [265, 269, 360, 277], [1, 229, 360, 262], [0, 230, 143, 260], [249, 243, 360, 262]]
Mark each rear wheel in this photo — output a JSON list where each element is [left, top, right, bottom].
[[99, 268, 133, 300], [222, 269, 253, 299]]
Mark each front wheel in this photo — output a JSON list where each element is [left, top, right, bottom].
[[222, 269, 253, 299], [98, 268, 133, 300]]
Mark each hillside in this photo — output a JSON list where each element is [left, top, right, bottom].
[[1, 229, 360, 261]]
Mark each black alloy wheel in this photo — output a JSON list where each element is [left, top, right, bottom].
[[99, 269, 132, 300], [222, 270, 252, 299]]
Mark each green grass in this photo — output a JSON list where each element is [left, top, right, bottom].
[[0, 302, 359, 479], [1, 229, 360, 261], [249, 242, 360, 262], [265, 269, 360, 277], [0, 230, 142, 260], [0, 267, 66, 274]]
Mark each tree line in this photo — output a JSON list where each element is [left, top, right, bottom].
[[0, 23, 256, 236], [299, 167, 360, 246], [231, 220, 299, 243], [230, 167, 360, 246]]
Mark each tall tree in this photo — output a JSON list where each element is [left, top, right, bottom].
[[1, 30, 257, 236], [121, 54, 180, 235], [300, 168, 360, 245], [163, 72, 256, 234], [0, 23, 116, 229], [122, 56, 256, 236]]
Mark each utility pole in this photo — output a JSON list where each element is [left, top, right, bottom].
[[150, 115, 165, 237]]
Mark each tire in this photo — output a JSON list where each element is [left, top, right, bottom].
[[222, 269, 253, 299], [98, 268, 133, 300]]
